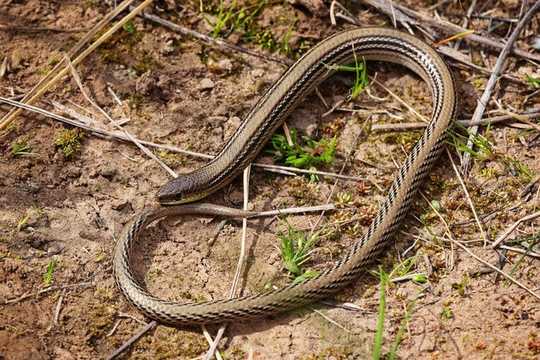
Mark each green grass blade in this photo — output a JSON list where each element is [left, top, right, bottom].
[[372, 268, 388, 360], [388, 301, 415, 360]]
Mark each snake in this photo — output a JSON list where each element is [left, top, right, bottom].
[[113, 27, 457, 325]]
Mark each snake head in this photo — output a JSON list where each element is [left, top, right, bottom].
[[157, 177, 207, 205]]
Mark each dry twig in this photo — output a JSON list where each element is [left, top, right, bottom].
[[446, 148, 489, 246], [426, 198, 540, 302], [0, 0, 153, 131], [459, 2, 540, 172], [0, 97, 366, 182], [135, 9, 290, 66], [358, 0, 540, 62], [106, 321, 158, 360], [203, 166, 252, 360], [491, 211, 540, 249]]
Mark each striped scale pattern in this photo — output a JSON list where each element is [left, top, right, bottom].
[[115, 28, 457, 325]]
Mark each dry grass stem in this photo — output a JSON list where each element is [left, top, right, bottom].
[[446, 148, 489, 246], [203, 165, 252, 360], [65, 57, 177, 178], [491, 211, 540, 248], [312, 308, 352, 333], [461, 1, 540, 173], [106, 321, 157, 360], [425, 197, 540, 302], [373, 80, 429, 123], [0, 0, 153, 131], [1, 97, 367, 182]]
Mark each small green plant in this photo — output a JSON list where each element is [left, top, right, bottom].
[[10, 140, 32, 157], [480, 166, 498, 179], [448, 127, 493, 162], [43, 259, 57, 287], [440, 305, 454, 320], [206, 0, 266, 38], [451, 274, 470, 297], [122, 20, 136, 34], [202, 0, 302, 57], [292, 269, 319, 285], [326, 53, 369, 99], [502, 157, 533, 183], [336, 191, 353, 206], [390, 256, 425, 281], [268, 128, 336, 169], [279, 224, 320, 282], [388, 301, 416, 360], [370, 263, 423, 359], [54, 129, 84, 158], [16, 213, 30, 231], [525, 74, 540, 89]]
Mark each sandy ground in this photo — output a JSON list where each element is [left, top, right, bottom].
[[0, 1, 539, 359]]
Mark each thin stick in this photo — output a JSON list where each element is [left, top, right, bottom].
[[53, 289, 66, 325], [370, 111, 540, 132], [312, 308, 351, 333], [0, 0, 139, 130], [491, 211, 540, 248], [135, 10, 290, 67], [446, 148, 489, 246], [461, 1, 540, 173], [106, 321, 157, 360], [107, 320, 122, 337], [453, 0, 477, 49], [500, 245, 540, 259], [0, 0, 154, 131], [252, 204, 335, 218], [201, 326, 224, 360], [425, 198, 540, 302], [453, 240, 540, 301], [4, 282, 93, 305], [0, 25, 89, 33], [359, 0, 540, 62], [0, 96, 367, 183], [436, 45, 522, 83], [65, 57, 177, 178], [204, 165, 252, 360], [373, 80, 428, 123]]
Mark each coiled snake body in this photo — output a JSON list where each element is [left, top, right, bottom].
[[113, 28, 457, 325]]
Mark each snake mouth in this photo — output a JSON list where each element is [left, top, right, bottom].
[[157, 196, 184, 206], [157, 183, 210, 206], [156, 182, 184, 205]]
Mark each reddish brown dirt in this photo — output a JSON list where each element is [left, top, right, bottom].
[[1, 1, 539, 359]]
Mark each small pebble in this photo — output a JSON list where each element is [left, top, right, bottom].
[[532, 37, 540, 50], [251, 69, 265, 78], [199, 78, 215, 90], [217, 59, 233, 72]]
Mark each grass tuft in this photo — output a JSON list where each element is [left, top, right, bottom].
[[268, 127, 336, 169], [525, 74, 540, 89], [54, 128, 84, 158], [279, 223, 320, 283], [325, 52, 369, 99], [43, 259, 58, 287], [10, 139, 32, 157]]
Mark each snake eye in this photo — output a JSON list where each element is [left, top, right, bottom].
[[156, 179, 186, 205]]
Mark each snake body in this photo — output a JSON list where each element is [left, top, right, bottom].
[[114, 28, 457, 325]]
